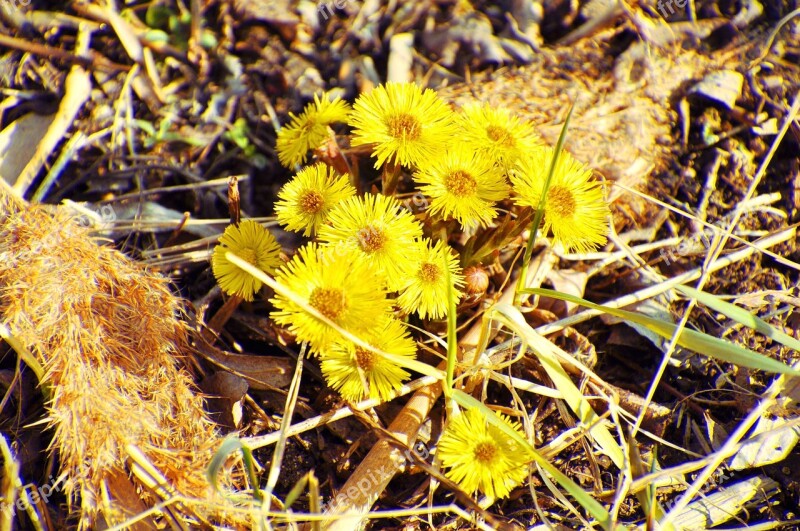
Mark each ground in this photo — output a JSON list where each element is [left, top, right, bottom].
[[0, 1, 799, 530]]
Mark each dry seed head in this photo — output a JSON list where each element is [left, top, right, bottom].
[[0, 199, 246, 528]]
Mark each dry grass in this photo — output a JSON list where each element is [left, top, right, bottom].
[[0, 189, 251, 529]]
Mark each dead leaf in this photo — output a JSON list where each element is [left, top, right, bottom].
[[0, 113, 54, 186]]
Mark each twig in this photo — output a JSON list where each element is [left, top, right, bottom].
[[0, 33, 129, 72], [12, 28, 93, 195]]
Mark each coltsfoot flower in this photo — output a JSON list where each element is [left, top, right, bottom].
[[276, 91, 351, 168], [348, 81, 456, 169], [211, 219, 282, 301], [320, 319, 417, 402], [275, 163, 356, 237], [511, 147, 609, 254], [317, 193, 423, 291], [270, 243, 392, 354], [437, 408, 532, 499], [456, 102, 542, 172], [414, 146, 509, 230], [397, 239, 464, 320]]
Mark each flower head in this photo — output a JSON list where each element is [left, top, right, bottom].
[[397, 239, 464, 319], [414, 146, 509, 229], [270, 243, 392, 354], [211, 220, 282, 301], [456, 103, 542, 172], [511, 147, 609, 254], [321, 319, 417, 402], [437, 408, 532, 499], [348, 82, 456, 169], [318, 193, 423, 290], [275, 163, 356, 236], [276, 91, 351, 168]]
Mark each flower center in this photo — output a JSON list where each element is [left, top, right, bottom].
[[237, 247, 258, 266], [547, 185, 577, 219], [300, 117, 317, 134], [388, 113, 421, 140], [357, 225, 387, 253], [309, 288, 347, 320], [419, 262, 441, 283], [473, 441, 498, 464], [486, 125, 514, 147], [299, 190, 325, 214], [354, 347, 376, 371], [444, 170, 477, 197]]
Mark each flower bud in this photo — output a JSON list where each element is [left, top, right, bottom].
[[463, 265, 489, 296]]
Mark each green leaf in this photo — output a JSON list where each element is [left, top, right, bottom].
[[524, 288, 800, 376]]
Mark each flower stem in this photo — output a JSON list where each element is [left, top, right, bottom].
[[381, 160, 402, 196], [514, 104, 575, 306]]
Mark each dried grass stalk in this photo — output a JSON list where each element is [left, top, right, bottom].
[[0, 191, 245, 529]]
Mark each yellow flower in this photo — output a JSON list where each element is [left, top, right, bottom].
[[397, 239, 464, 319], [275, 163, 356, 237], [317, 193, 423, 291], [211, 220, 283, 302], [511, 147, 609, 254], [270, 243, 391, 354], [456, 102, 542, 172], [320, 319, 417, 402], [348, 81, 456, 169], [276, 91, 351, 168], [437, 408, 532, 499], [413, 146, 509, 229]]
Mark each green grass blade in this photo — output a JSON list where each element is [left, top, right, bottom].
[[674, 284, 800, 352], [445, 248, 457, 398], [524, 288, 800, 376], [514, 105, 575, 305], [207, 435, 262, 502], [489, 304, 627, 471]]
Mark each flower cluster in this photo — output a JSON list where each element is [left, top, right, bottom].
[[210, 81, 611, 499]]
